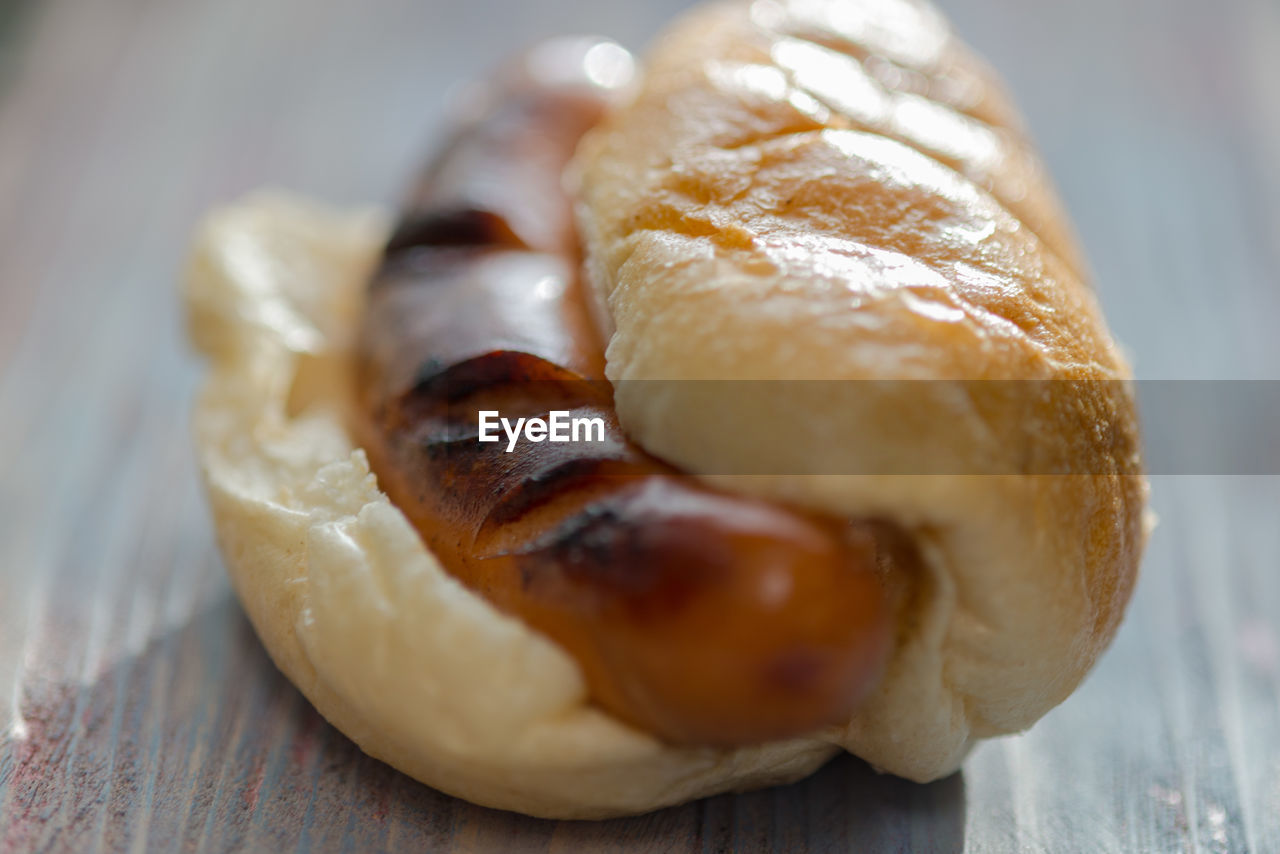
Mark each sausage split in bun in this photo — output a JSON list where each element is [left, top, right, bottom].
[[185, 0, 1147, 819]]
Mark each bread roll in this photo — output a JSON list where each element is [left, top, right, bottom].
[[185, 0, 1147, 819], [570, 0, 1147, 781]]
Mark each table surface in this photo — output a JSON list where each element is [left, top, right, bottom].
[[1, 0, 1278, 850]]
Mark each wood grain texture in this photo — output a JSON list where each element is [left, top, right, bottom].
[[0, 0, 1277, 850]]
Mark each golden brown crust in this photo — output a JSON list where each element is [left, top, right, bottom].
[[574, 0, 1086, 281], [570, 0, 1147, 780]]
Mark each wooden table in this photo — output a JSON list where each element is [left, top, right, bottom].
[[1, 0, 1278, 850]]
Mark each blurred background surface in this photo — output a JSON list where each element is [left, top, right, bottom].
[[0, 0, 1278, 850]]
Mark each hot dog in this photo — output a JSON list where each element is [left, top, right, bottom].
[[351, 38, 893, 746], [188, 0, 1146, 816]]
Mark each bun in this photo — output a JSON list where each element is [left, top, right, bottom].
[[186, 0, 1147, 819], [569, 0, 1147, 781]]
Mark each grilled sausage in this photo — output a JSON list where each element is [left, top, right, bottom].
[[352, 37, 892, 745]]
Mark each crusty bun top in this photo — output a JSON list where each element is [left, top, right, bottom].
[[571, 0, 1147, 780]]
